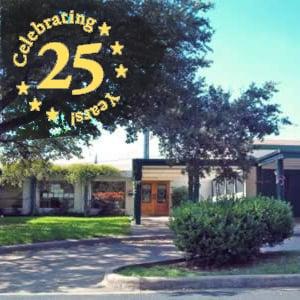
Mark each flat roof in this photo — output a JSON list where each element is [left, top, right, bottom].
[[253, 139, 300, 151], [257, 150, 300, 166]]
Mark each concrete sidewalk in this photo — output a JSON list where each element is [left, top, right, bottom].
[[131, 217, 172, 237], [262, 223, 300, 252]]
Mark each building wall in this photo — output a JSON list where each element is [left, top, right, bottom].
[[1, 174, 132, 216], [1, 166, 256, 216], [141, 166, 215, 204], [141, 165, 249, 208], [22, 178, 32, 214], [245, 167, 257, 197]]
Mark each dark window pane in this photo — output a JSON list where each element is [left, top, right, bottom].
[[91, 181, 126, 208], [236, 180, 244, 193], [157, 184, 167, 203], [40, 181, 74, 208], [142, 184, 152, 203]]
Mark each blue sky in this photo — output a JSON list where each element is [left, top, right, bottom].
[[57, 0, 300, 168], [204, 0, 300, 138]]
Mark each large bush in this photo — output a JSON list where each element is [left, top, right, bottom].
[[172, 186, 188, 207], [170, 196, 294, 266]]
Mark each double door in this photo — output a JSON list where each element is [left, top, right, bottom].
[[141, 181, 169, 216]]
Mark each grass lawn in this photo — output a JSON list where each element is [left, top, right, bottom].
[[117, 251, 300, 277], [0, 216, 131, 246]]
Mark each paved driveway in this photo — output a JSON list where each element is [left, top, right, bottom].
[[0, 217, 179, 294], [0, 237, 179, 294]]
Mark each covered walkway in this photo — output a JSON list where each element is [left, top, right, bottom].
[[257, 150, 300, 217]]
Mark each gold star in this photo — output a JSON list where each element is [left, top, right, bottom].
[[115, 64, 128, 79], [16, 81, 30, 95], [29, 97, 42, 111], [46, 107, 59, 122], [98, 22, 111, 36], [110, 41, 124, 55]]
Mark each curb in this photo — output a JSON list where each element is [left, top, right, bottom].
[[103, 273, 300, 290], [0, 234, 173, 254], [102, 260, 300, 291]]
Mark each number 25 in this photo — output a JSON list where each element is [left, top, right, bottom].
[[37, 42, 104, 95]]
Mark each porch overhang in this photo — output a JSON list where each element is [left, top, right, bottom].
[[256, 150, 300, 201], [257, 150, 300, 167]]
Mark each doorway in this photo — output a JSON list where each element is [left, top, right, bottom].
[[285, 170, 300, 218], [141, 181, 170, 216]]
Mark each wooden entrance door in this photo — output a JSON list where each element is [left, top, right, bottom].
[[141, 181, 170, 216]]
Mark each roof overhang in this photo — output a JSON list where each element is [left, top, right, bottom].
[[257, 150, 300, 167], [253, 143, 300, 152]]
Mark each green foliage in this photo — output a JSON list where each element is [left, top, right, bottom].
[[157, 82, 290, 202], [0, 137, 88, 164], [170, 196, 294, 266], [172, 186, 189, 207], [0, 162, 120, 186], [243, 196, 294, 246], [54, 164, 121, 183], [0, 160, 52, 187]]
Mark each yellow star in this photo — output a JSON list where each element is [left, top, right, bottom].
[[98, 22, 111, 36], [115, 64, 128, 79], [16, 81, 30, 95], [29, 97, 42, 111], [46, 107, 59, 122], [110, 41, 124, 55]]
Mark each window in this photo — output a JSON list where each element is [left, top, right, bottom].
[[212, 179, 244, 198], [40, 181, 74, 209], [92, 181, 126, 208], [236, 180, 244, 194], [142, 184, 152, 203], [157, 184, 167, 203], [0, 186, 22, 209]]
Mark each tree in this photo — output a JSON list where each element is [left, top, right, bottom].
[[156, 82, 290, 202], [0, 0, 213, 161]]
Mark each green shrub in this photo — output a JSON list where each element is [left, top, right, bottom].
[[170, 196, 294, 266], [54, 164, 121, 183], [245, 197, 294, 246], [172, 186, 188, 207]]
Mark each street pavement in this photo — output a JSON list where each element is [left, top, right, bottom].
[[0, 237, 180, 294], [0, 289, 300, 299]]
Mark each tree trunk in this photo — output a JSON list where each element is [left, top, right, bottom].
[[194, 171, 200, 202], [187, 160, 201, 202]]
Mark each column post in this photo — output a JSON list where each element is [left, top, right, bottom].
[[276, 158, 285, 200], [256, 165, 262, 195], [133, 160, 142, 225]]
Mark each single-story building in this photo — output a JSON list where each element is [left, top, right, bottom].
[[0, 172, 133, 216], [132, 140, 300, 223], [1, 140, 300, 222]]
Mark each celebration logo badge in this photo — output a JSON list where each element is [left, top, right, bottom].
[[13, 10, 128, 127]]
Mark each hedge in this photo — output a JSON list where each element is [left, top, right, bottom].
[[170, 196, 294, 266]]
